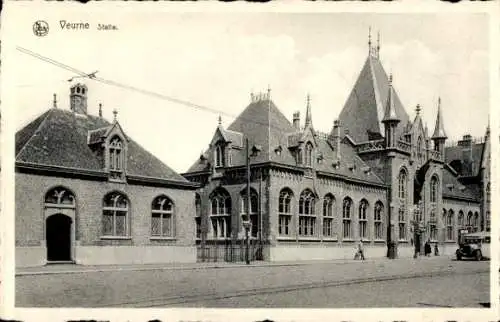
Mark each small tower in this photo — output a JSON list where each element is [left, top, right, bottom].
[[431, 97, 447, 157], [382, 74, 400, 148], [69, 83, 88, 114]]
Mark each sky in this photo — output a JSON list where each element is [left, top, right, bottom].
[[5, 9, 491, 174]]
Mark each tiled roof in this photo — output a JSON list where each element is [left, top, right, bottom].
[[16, 108, 189, 183], [337, 55, 409, 143], [445, 143, 485, 177], [441, 167, 478, 200]]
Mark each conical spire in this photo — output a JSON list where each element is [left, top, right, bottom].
[[382, 74, 400, 123], [432, 97, 447, 139], [305, 93, 313, 128]]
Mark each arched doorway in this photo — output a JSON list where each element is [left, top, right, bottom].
[[46, 214, 73, 261]]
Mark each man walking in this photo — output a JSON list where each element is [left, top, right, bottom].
[[357, 239, 365, 260]]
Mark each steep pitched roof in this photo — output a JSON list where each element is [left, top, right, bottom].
[[16, 108, 189, 183], [441, 166, 478, 201], [337, 55, 409, 143], [445, 142, 485, 177]]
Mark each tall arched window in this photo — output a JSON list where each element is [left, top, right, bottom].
[[458, 210, 464, 228], [304, 142, 314, 167], [430, 176, 438, 203], [151, 195, 174, 237], [417, 136, 423, 161], [278, 188, 293, 236], [429, 210, 437, 241], [359, 199, 369, 239], [215, 144, 224, 168], [374, 202, 384, 240], [446, 210, 454, 241], [195, 194, 201, 239], [299, 189, 316, 237], [210, 189, 231, 239], [323, 194, 335, 237], [45, 187, 75, 206], [109, 136, 123, 172], [398, 207, 406, 240], [398, 169, 407, 201], [473, 212, 479, 232], [467, 211, 473, 232], [103, 191, 129, 236], [241, 188, 259, 238], [342, 197, 353, 239]]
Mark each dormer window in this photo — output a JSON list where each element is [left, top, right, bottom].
[[305, 142, 313, 167], [215, 144, 224, 168], [109, 136, 123, 171]]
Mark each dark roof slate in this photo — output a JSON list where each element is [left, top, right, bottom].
[[444, 143, 485, 176], [441, 166, 478, 200], [16, 108, 189, 183]]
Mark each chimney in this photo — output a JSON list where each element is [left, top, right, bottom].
[[458, 134, 472, 147], [331, 120, 341, 160], [70, 83, 88, 114], [293, 111, 300, 130]]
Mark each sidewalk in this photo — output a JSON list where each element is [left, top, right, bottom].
[[16, 255, 452, 276]]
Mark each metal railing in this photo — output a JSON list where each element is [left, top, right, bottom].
[[196, 239, 269, 263]]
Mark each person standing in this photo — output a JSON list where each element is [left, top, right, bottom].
[[425, 239, 431, 257], [357, 239, 365, 260]]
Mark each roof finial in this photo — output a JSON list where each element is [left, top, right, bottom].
[[416, 104, 421, 116], [389, 73, 393, 86], [218, 115, 222, 125], [99, 103, 103, 117], [52, 93, 57, 109], [305, 93, 313, 128], [368, 26, 372, 50], [267, 84, 271, 99], [377, 31, 380, 58], [113, 108, 118, 122]]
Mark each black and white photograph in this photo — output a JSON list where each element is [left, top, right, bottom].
[[1, 3, 498, 321]]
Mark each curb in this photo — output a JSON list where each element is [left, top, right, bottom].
[[16, 259, 383, 276]]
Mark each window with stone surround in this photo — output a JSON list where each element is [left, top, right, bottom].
[[467, 211, 473, 232], [323, 194, 335, 237], [151, 195, 174, 238], [210, 188, 231, 239], [473, 212, 479, 232], [446, 210, 454, 241], [304, 142, 314, 167], [398, 207, 406, 241], [430, 176, 438, 203], [241, 188, 259, 238], [109, 136, 124, 180], [214, 144, 224, 168], [195, 194, 201, 239], [458, 210, 464, 228], [374, 201, 384, 240], [359, 199, 368, 240], [45, 187, 75, 207], [278, 188, 293, 236], [102, 191, 129, 237], [398, 168, 407, 201], [298, 189, 316, 237], [429, 210, 437, 241], [342, 197, 353, 239]]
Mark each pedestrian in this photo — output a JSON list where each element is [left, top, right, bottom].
[[425, 239, 431, 257], [357, 239, 365, 260], [434, 243, 439, 256]]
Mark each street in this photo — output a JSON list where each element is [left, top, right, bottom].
[[16, 256, 489, 308]]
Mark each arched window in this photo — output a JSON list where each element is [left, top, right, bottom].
[[109, 136, 123, 172], [210, 189, 231, 239], [241, 188, 259, 238], [429, 210, 437, 241], [45, 187, 75, 207], [299, 189, 316, 237], [342, 197, 353, 239], [398, 169, 407, 200], [304, 142, 314, 167], [458, 210, 464, 227], [417, 136, 423, 161], [398, 207, 406, 240], [359, 199, 369, 239], [374, 202, 384, 240], [486, 182, 490, 202], [215, 144, 224, 168], [430, 176, 438, 203], [323, 194, 335, 237], [278, 188, 293, 236], [467, 211, 473, 232], [195, 194, 201, 239], [473, 212, 479, 232], [151, 195, 174, 237], [446, 210, 454, 241], [103, 191, 129, 236]]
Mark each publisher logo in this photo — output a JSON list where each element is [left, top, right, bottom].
[[33, 20, 49, 37]]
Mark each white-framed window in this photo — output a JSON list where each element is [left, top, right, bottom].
[[278, 188, 293, 236], [109, 136, 124, 173], [446, 210, 454, 241], [398, 169, 407, 201], [342, 197, 353, 239], [241, 188, 259, 238], [298, 189, 316, 237], [323, 194, 335, 237], [151, 195, 174, 237], [398, 207, 406, 241], [215, 144, 224, 168], [210, 189, 231, 239], [195, 194, 201, 239], [359, 199, 368, 239], [304, 142, 314, 167], [430, 176, 438, 203], [374, 202, 384, 240], [102, 191, 129, 237]]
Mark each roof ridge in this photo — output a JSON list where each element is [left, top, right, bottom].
[[16, 108, 54, 160]]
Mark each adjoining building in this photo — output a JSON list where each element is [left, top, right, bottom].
[[183, 36, 490, 262], [15, 84, 199, 267]]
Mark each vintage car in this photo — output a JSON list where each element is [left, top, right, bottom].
[[456, 231, 490, 261]]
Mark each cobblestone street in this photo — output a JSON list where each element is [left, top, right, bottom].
[[16, 256, 489, 308]]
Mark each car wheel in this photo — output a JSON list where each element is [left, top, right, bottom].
[[475, 250, 482, 261]]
